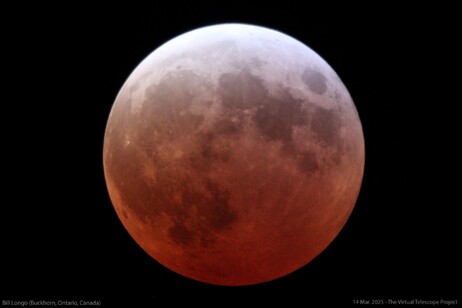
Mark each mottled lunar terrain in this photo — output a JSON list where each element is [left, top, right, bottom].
[[104, 24, 364, 286]]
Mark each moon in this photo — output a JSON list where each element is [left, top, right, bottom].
[[103, 24, 364, 286]]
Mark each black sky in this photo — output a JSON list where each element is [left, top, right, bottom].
[[2, 2, 458, 307]]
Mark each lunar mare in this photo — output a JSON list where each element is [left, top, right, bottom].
[[103, 24, 364, 286]]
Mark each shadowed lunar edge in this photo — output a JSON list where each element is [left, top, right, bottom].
[[103, 24, 364, 286]]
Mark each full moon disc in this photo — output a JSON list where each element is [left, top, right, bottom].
[[103, 24, 364, 286]]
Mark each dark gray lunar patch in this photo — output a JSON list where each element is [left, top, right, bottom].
[[302, 68, 327, 95]]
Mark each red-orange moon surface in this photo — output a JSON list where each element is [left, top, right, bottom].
[[103, 24, 364, 286]]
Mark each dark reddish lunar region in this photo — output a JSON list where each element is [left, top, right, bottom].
[[103, 24, 364, 286]]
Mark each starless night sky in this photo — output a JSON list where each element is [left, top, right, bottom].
[[2, 2, 458, 306]]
